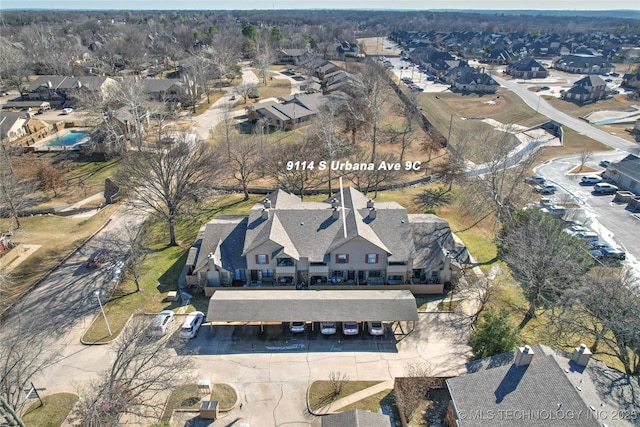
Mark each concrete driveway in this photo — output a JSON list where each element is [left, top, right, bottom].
[[185, 312, 471, 427]]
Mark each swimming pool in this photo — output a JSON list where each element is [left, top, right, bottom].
[[47, 130, 89, 147]]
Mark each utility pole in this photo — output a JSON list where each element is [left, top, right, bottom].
[[447, 113, 453, 146]]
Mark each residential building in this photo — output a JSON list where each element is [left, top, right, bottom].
[[276, 48, 314, 66], [246, 92, 326, 130], [0, 112, 30, 142], [553, 54, 614, 75], [505, 57, 549, 79], [185, 187, 467, 293], [443, 66, 499, 94], [322, 409, 391, 427], [23, 75, 116, 103], [563, 75, 610, 104], [622, 69, 640, 90], [603, 154, 640, 196], [446, 344, 639, 427]]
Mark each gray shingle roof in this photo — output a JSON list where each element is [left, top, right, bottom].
[[321, 409, 391, 427], [574, 75, 606, 87], [609, 154, 640, 182], [206, 289, 419, 322], [193, 216, 248, 273], [447, 344, 639, 427]]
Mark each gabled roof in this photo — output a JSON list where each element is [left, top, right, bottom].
[[574, 75, 606, 87], [0, 112, 28, 138], [609, 154, 640, 181], [193, 216, 248, 273], [447, 344, 639, 427], [508, 57, 546, 72]]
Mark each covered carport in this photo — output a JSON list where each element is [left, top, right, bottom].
[[206, 289, 419, 333]]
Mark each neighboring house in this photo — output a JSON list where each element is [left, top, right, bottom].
[[142, 78, 188, 103], [24, 75, 116, 102], [622, 69, 640, 90], [276, 48, 314, 66], [443, 66, 499, 93], [246, 92, 326, 130], [185, 187, 467, 292], [505, 57, 549, 79], [563, 75, 610, 104], [553, 54, 614, 75], [603, 154, 640, 196], [0, 112, 30, 142], [446, 344, 639, 427], [322, 409, 391, 427]]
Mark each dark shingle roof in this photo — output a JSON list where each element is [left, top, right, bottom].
[[609, 154, 640, 182], [193, 216, 247, 274], [447, 344, 639, 427]]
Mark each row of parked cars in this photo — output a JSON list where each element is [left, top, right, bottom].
[[290, 321, 385, 336], [563, 225, 626, 263], [150, 310, 204, 339]]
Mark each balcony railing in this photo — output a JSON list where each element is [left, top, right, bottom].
[[386, 264, 408, 274], [275, 265, 296, 275], [308, 265, 329, 274]]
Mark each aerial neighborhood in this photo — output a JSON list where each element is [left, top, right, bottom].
[[0, 6, 639, 427]]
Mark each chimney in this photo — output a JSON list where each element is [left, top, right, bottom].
[[331, 198, 339, 208], [514, 345, 534, 367], [261, 208, 269, 220], [263, 198, 271, 208], [368, 207, 377, 219], [367, 198, 374, 208], [571, 344, 592, 367], [332, 207, 339, 219]]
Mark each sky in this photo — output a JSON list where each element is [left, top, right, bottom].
[[1, 0, 639, 10]]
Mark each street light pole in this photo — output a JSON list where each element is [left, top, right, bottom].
[[95, 290, 112, 336]]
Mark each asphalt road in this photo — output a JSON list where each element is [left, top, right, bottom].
[[493, 75, 639, 155]]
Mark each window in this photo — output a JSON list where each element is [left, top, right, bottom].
[[262, 269, 274, 278], [366, 253, 379, 264], [368, 270, 382, 278], [336, 254, 349, 264], [256, 254, 269, 265]]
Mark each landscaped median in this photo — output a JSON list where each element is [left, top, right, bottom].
[[161, 383, 238, 421]]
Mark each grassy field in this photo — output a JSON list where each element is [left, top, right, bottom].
[[22, 393, 78, 427], [82, 194, 259, 341]]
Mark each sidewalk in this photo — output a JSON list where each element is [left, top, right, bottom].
[[317, 379, 395, 414]]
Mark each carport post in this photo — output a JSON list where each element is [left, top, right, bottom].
[[260, 322, 264, 333]]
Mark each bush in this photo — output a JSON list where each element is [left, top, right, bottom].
[[248, 88, 260, 99]]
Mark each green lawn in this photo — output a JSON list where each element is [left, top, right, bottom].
[[339, 389, 397, 416], [22, 393, 78, 427]]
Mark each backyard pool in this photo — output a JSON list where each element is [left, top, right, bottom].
[[47, 130, 90, 147]]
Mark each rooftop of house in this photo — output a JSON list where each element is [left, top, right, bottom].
[[189, 187, 467, 272], [608, 154, 640, 181], [446, 344, 639, 427]]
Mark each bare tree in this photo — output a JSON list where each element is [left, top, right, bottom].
[[347, 151, 396, 198], [344, 60, 388, 162], [394, 362, 436, 422], [0, 149, 37, 230], [0, 39, 31, 93], [498, 209, 591, 326], [226, 136, 261, 201], [429, 149, 468, 192], [265, 141, 322, 200], [456, 123, 542, 225], [328, 371, 349, 397], [105, 78, 154, 151], [73, 316, 193, 426], [254, 35, 275, 86], [309, 94, 350, 195], [118, 138, 221, 246], [578, 150, 593, 173], [554, 270, 640, 374], [0, 323, 59, 415], [235, 82, 258, 104]]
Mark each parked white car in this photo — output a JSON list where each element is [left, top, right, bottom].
[[367, 321, 385, 336], [290, 321, 306, 333], [580, 176, 602, 185], [342, 321, 359, 335], [179, 311, 204, 339], [150, 310, 175, 337], [320, 322, 337, 335], [61, 107, 74, 115]]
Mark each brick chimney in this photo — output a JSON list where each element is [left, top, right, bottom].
[[514, 345, 534, 367], [571, 344, 592, 367]]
